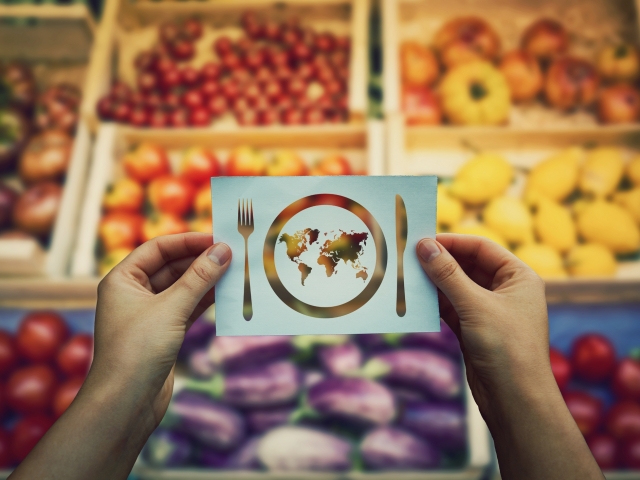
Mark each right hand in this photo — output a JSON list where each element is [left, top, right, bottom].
[[415, 234, 553, 419]]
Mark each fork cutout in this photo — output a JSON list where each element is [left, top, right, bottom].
[[237, 199, 254, 321]]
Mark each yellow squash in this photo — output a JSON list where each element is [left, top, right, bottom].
[[440, 61, 511, 125]]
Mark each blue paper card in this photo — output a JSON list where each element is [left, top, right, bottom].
[[212, 176, 439, 336]]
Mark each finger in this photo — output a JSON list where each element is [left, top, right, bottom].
[[149, 255, 199, 293], [187, 287, 215, 327], [165, 242, 231, 314], [416, 238, 479, 309], [118, 233, 213, 279], [438, 289, 461, 339], [435, 233, 524, 282]]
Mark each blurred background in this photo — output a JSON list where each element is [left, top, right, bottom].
[[0, 0, 639, 478]]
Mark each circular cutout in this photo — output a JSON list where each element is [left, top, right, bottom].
[[263, 194, 387, 318]]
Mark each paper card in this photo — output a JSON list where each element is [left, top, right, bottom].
[[212, 176, 439, 336]]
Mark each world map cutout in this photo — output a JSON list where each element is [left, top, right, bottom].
[[278, 228, 370, 286]]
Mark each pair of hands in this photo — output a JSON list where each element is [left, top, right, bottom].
[[10, 232, 603, 480], [94, 232, 551, 427]]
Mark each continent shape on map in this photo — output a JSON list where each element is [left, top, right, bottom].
[[318, 230, 369, 281], [278, 228, 320, 286], [278, 228, 369, 286]]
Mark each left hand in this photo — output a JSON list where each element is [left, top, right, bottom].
[[89, 233, 231, 427]]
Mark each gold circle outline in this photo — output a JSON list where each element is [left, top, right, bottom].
[[263, 194, 387, 318]]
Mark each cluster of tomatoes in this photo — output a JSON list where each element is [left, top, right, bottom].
[[97, 143, 356, 275], [0, 311, 93, 467], [96, 11, 350, 128], [97, 144, 213, 275], [551, 333, 640, 470]]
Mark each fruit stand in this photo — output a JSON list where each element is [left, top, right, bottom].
[[0, 5, 95, 276], [382, 0, 640, 302], [81, 0, 370, 131]]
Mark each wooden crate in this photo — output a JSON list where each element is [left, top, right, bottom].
[[0, 6, 95, 276], [382, 0, 640, 123], [71, 120, 384, 277], [382, 0, 640, 159], [386, 113, 640, 303], [130, 369, 489, 480], [81, 0, 370, 133]]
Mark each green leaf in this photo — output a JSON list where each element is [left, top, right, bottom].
[[184, 373, 225, 399], [358, 359, 391, 379], [292, 334, 348, 353], [382, 333, 405, 346]]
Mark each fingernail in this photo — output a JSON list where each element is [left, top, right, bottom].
[[208, 243, 231, 265], [418, 239, 441, 263]]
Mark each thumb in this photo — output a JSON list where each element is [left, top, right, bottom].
[[167, 242, 232, 312], [416, 238, 479, 309]]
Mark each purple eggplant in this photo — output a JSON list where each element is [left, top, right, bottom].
[[142, 428, 192, 467], [197, 448, 228, 468], [360, 426, 441, 470], [209, 336, 293, 371], [364, 349, 462, 400], [226, 436, 261, 469], [300, 377, 396, 425], [318, 342, 362, 376], [170, 390, 245, 451], [246, 406, 295, 433], [179, 317, 215, 359], [188, 348, 218, 379], [188, 361, 302, 408], [390, 386, 429, 404], [258, 426, 352, 471], [399, 401, 467, 451], [303, 370, 325, 388], [400, 320, 460, 357], [354, 334, 387, 351]]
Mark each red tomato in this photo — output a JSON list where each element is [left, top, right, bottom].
[[0, 331, 17, 377], [57, 334, 93, 377], [563, 391, 603, 436], [0, 429, 10, 468], [6, 365, 57, 414], [193, 185, 212, 216], [613, 358, 640, 401], [309, 154, 352, 176], [122, 144, 170, 184], [16, 311, 69, 363], [10, 414, 54, 463], [102, 178, 145, 214], [621, 437, 640, 469], [550, 347, 572, 390], [141, 214, 189, 243], [53, 377, 84, 418], [607, 401, 640, 440], [179, 148, 221, 185], [148, 175, 195, 216], [587, 434, 619, 470], [99, 212, 144, 252], [0, 383, 4, 419], [571, 334, 616, 383]]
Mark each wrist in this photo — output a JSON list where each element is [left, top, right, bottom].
[[479, 359, 563, 436], [77, 368, 159, 448]]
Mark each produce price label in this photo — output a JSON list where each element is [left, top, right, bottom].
[[212, 176, 439, 336]]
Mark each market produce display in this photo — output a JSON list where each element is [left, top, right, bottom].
[[0, 311, 93, 467], [97, 143, 358, 275], [0, 62, 81, 244], [400, 16, 640, 126], [141, 319, 468, 471], [436, 147, 640, 278], [551, 333, 640, 470], [96, 12, 350, 128]]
